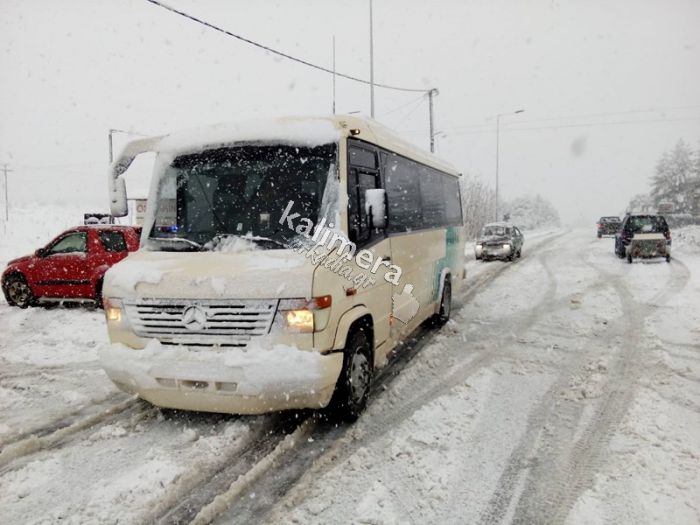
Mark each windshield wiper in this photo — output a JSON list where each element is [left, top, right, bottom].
[[205, 234, 287, 250], [150, 236, 203, 251]]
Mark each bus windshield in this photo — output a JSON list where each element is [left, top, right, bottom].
[[149, 143, 337, 250]]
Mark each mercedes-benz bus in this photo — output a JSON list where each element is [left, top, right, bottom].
[[101, 115, 465, 420]]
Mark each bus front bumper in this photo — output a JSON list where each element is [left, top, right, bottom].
[[100, 341, 343, 415]]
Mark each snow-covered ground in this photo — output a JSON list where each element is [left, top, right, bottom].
[[1, 215, 699, 524]]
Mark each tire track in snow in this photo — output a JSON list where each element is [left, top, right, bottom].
[[148, 412, 310, 525], [480, 242, 691, 525], [0, 396, 151, 473]]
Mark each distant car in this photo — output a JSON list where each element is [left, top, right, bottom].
[[2, 225, 141, 308], [614, 214, 671, 263], [475, 222, 524, 261], [596, 216, 621, 238]]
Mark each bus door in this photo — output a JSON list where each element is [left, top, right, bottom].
[[347, 143, 392, 362]]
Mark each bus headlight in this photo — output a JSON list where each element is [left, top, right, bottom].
[[104, 298, 123, 323], [285, 309, 314, 332], [275, 295, 332, 333], [503, 244, 511, 251]]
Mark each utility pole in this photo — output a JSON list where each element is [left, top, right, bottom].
[[428, 88, 439, 153], [2, 163, 13, 222], [332, 35, 336, 114], [495, 113, 500, 221], [109, 128, 149, 164], [108, 128, 129, 164], [369, 0, 375, 118]]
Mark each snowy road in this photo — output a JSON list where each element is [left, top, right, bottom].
[[1, 229, 699, 524]]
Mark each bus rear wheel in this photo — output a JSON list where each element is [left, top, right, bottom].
[[430, 278, 451, 327]]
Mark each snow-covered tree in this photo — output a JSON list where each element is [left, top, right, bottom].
[[626, 193, 655, 214], [502, 194, 560, 230], [459, 175, 497, 238], [650, 140, 695, 214]]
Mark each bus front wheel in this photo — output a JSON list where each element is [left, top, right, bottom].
[[326, 327, 372, 422]]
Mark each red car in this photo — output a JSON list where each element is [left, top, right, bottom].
[[2, 225, 141, 308]]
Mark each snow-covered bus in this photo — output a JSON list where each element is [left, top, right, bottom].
[[102, 115, 465, 420]]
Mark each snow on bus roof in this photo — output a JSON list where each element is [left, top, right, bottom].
[[150, 115, 458, 176], [157, 117, 342, 155]]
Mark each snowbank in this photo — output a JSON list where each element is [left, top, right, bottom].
[[0, 205, 87, 266], [672, 225, 700, 255]]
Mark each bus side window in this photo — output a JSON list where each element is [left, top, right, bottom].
[[419, 166, 446, 228], [385, 154, 422, 232], [443, 176, 463, 226]]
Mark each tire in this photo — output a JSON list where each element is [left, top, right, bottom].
[[517, 249, 522, 259], [430, 278, 451, 327], [627, 254, 633, 264], [666, 255, 671, 263], [94, 278, 104, 309], [597, 232, 602, 238], [3, 273, 34, 308], [326, 328, 373, 422]]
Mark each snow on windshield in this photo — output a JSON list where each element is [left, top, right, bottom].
[[144, 143, 338, 250]]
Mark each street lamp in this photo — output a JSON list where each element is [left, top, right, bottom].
[[495, 109, 524, 221], [432, 131, 447, 152]]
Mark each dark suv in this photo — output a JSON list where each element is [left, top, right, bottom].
[[596, 216, 621, 238], [614, 215, 671, 263]]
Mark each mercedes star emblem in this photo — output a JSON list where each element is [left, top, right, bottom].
[[182, 305, 208, 331]]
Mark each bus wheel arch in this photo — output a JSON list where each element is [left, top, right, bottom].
[[430, 272, 452, 327], [326, 315, 374, 421]]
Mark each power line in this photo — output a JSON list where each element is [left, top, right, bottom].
[[377, 93, 427, 118], [423, 105, 700, 134], [436, 116, 700, 137], [396, 96, 428, 128], [13, 162, 103, 170], [144, 0, 427, 93]]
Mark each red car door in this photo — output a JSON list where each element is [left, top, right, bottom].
[[32, 231, 92, 298], [94, 229, 132, 270]]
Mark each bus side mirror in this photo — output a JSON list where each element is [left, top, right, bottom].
[[365, 188, 387, 230], [109, 177, 128, 217]]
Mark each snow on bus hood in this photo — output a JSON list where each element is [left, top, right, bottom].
[[103, 249, 312, 299]]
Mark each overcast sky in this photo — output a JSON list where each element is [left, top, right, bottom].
[[1, 0, 699, 224]]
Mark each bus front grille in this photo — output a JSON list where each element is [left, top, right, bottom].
[[124, 299, 277, 345]]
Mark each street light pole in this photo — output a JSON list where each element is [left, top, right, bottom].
[[495, 109, 524, 221], [2, 163, 13, 222], [108, 128, 128, 164], [369, 0, 375, 118], [109, 128, 149, 164], [428, 88, 439, 153]]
